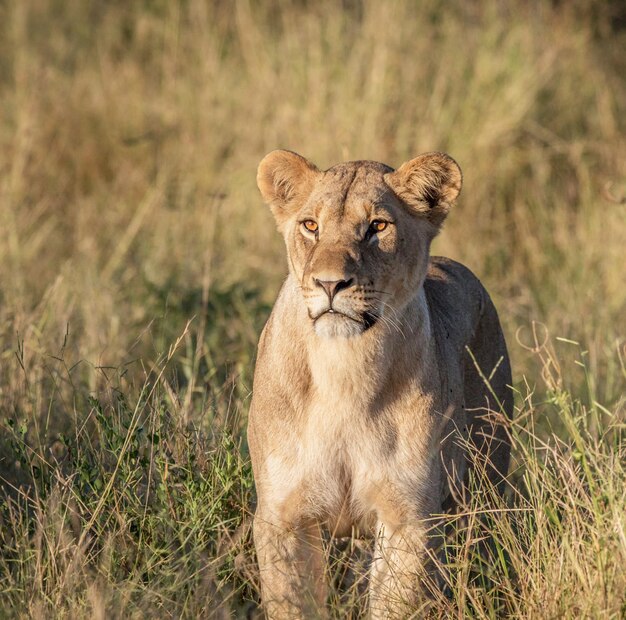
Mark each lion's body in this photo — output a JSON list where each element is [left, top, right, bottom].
[[248, 151, 512, 618]]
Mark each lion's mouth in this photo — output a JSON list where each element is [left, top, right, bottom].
[[361, 311, 379, 330], [308, 308, 353, 321], [308, 308, 379, 331]]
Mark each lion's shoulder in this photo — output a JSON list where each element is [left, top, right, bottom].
[[424, 257, 487, 350], [426, 256, 484, 293]]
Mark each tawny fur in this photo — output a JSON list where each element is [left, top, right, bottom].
[[249, 150, 513, 619]]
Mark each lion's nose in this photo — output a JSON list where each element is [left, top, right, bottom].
[[314, 278, 354, 303]]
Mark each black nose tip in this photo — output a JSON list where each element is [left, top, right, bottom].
[[314, 278, 354, 302]]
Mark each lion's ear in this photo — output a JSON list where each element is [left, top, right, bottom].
[[257, 150, 320, 229], [384, 153, 462, 228]]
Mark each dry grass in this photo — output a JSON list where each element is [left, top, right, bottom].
[[0, 1, 624, 617]]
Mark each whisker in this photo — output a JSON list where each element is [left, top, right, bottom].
[[378, 300, 410, 340], [367, 288, 393, 296]]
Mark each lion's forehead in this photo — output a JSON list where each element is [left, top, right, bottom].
[[308, 161, 396, 222]]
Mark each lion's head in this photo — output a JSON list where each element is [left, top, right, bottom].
[[257, 150, 462, 338]]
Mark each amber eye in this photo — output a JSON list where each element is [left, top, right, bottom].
[[302, 220, 318, 233], [370, 220, 388, 233]]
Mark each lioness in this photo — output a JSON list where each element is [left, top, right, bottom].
[[248, 150, 513, 618]]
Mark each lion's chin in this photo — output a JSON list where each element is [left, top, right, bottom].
[[313, 312, 365, 339]]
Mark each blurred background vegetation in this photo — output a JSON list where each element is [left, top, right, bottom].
[[0, 0, 624, 617]]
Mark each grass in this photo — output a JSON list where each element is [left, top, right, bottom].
[[0, 0, 624, 617]]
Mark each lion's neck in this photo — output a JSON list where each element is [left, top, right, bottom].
[[305, 287, 435, 406]]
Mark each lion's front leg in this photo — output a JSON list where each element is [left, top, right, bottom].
[[368, 520, 441, 619], [253, 509, 327, 619]]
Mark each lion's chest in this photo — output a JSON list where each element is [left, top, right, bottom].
[[268, 387, 438, 536], [299, 400, 384, 534]]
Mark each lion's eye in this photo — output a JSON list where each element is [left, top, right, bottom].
[[302, 220, 318, 233], [370, 220, 388, 233]]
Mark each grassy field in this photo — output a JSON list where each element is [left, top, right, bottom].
[[0, 1, 624, 617]]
